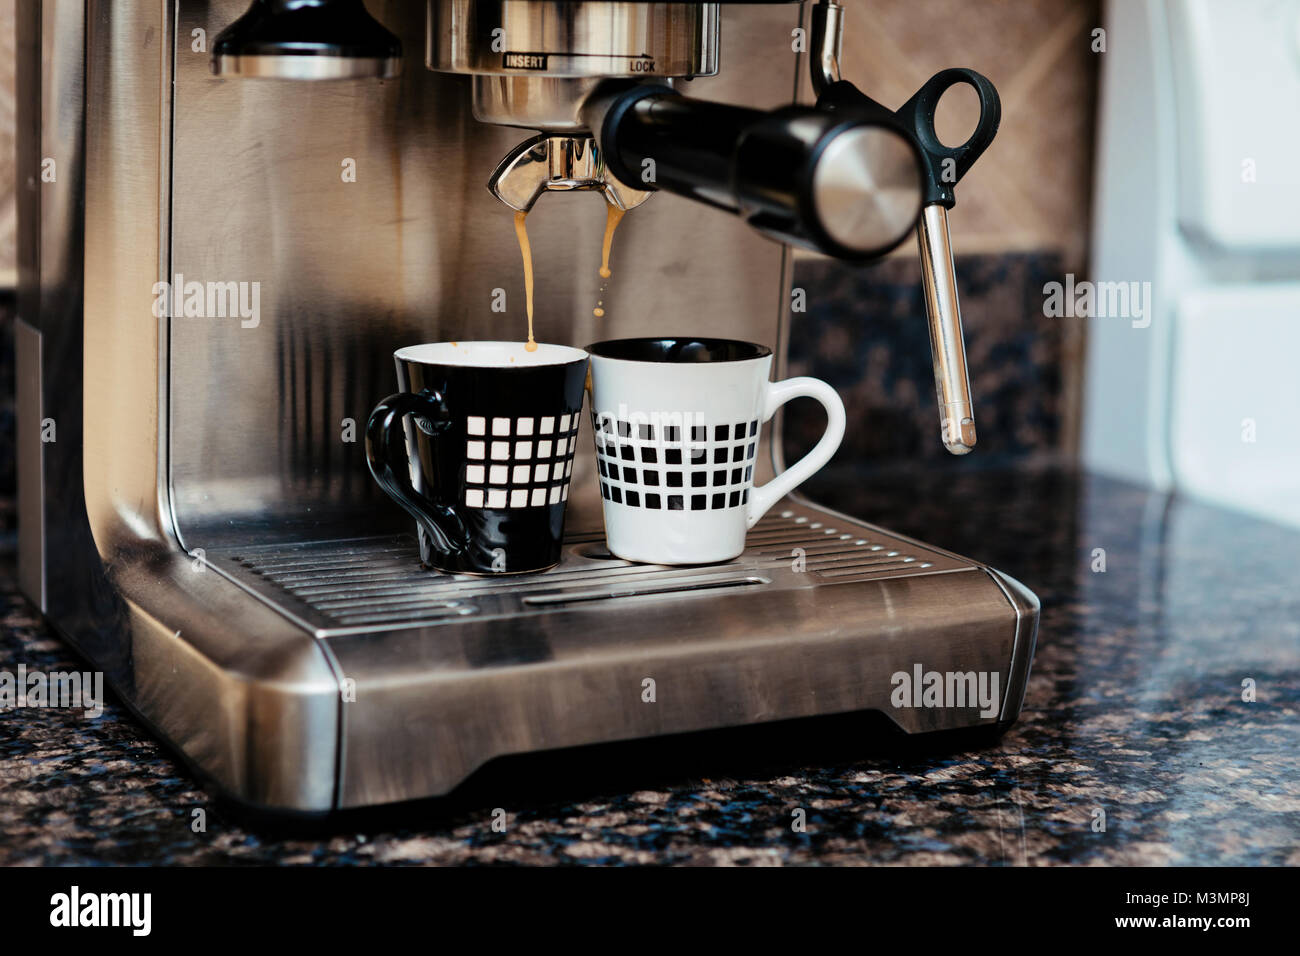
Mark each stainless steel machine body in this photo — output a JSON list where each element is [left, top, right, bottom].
[[16, 0, 1038, 813]]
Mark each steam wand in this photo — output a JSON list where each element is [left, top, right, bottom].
[[812, 2, 999, 454]]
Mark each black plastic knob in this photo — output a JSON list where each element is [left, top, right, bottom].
[[212, 0, 401, 80]]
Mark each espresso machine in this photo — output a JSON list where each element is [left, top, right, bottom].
[[16, 0, 1038, 813]]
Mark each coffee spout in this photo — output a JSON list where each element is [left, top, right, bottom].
[[488, 134, 652, 213]]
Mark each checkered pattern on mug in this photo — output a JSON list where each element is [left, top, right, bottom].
[[463, 412, 580, 509], [591, 414, 760, 511]]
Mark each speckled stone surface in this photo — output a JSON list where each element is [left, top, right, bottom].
[[783, 253, 1076, 471], [1, 466, 1298, 865]]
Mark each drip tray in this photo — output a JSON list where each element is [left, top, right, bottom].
[[191, 500, 1037, 808], [209, 504, 970, 637]]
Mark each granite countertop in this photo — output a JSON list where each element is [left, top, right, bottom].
[[1, 465, 1297, 865]]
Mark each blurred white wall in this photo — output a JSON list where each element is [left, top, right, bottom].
[[1085, 0, 1300, 528]]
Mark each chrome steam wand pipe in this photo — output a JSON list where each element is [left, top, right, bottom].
[[810, 0, 844, 96], [917, 205, 976, 453]]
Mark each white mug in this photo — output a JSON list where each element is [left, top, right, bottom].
[[586, 337, 846, 565]]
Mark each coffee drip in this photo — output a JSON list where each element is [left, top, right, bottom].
[[594, 203, 626, 318], [512, 210, 538, 352], [512, 199, 629, 345]]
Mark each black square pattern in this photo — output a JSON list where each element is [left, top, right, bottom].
[[591, 412, 759, 511]]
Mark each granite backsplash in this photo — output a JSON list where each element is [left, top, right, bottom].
[[782, 251, 1081, 476]]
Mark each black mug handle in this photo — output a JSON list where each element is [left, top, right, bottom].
[[365, 390, 469, 557]]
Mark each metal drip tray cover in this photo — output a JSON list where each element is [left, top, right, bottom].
[[191, 501, 1033, 808], [211, 504, 969, 637]]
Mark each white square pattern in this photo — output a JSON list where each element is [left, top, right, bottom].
[[463, 411, 581, 509]]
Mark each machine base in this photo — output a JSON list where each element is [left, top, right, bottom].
[[55, 499, 1039, 813]]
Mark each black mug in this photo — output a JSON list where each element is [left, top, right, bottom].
[[366, 341, 589, 574]]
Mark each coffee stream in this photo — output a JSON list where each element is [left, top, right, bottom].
[[594, 203, 626, 318], [512, 210, 538, 352], [512, 201, 627, 346]]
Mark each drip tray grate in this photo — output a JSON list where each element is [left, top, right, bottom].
[[209, 505, 970, 636]]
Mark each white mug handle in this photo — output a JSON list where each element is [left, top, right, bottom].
[[747, 377, 847, 529]]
